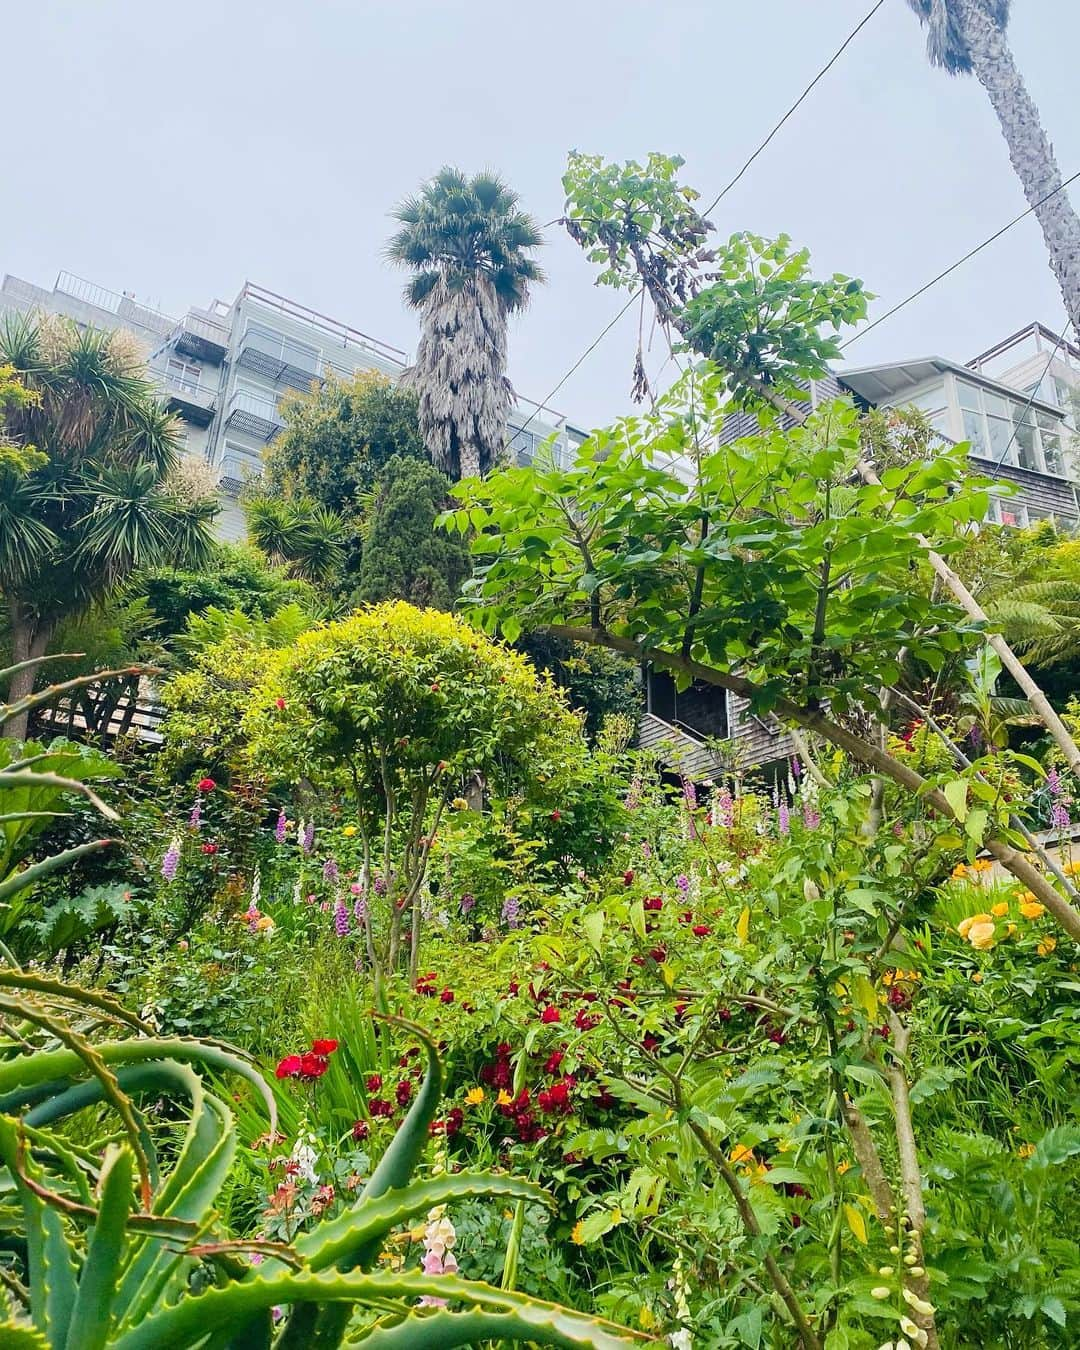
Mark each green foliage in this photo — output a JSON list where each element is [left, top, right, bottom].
[[515, 634, 641, 740], [243, 495, 346, 585], [352, 455, 472, 610], [266, 371, 427, 515]]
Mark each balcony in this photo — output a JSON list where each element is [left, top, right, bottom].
[[159, 373, 216, 427], [171, 312, 229, 363], [224, 389, 283, 442], [236, 327, 322, 392]]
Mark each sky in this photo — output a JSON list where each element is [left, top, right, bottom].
[[5, 0, 1079, 429]]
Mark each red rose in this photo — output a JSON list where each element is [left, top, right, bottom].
[[275, 1055, 303, 1079], [643, 896, 663, 912], [365, 1074, 382, 1092], [201, 843, 218, 855], [275, 697, 286, 710], [197, 777, 216, 793], [692, 924, 711, 937], [622, 869, 635, 886], [311, 1039, 339, 1055], [544, 1049, 565, 1075], [540, 1006, 561, 1024], [550, 809, 562, 821], [574, 1009, 601, 1031], [352, 1120, 369, 1141], [299, 1052, 329, 1079], [369, 1097, 393, 1117]]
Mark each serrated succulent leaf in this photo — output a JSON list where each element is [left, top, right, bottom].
[[66, 1146, 133, 1350]]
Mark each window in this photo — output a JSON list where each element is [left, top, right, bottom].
[[953, 378, 1069, 476], [167, 357, 200, 393], [218, 440, 261, 487], [243, 321, 320, 376], [1037, 410, 1065, 475], [647, 670, 729, 741]]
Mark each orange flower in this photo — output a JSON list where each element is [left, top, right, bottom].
[[991, 902, 1010, 917], [967, 921, 996, 951], [1019, 901, 1046, 920]]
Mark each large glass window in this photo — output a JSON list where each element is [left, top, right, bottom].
[[952, 378, 1069, 476], [1037, 410, 1065, 475], [243, 321, 320, 376]]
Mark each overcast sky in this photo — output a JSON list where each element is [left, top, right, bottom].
[[5, 1, 1077, 427]]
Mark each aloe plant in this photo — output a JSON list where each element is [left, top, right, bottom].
[[0, 975, 642, 1348]]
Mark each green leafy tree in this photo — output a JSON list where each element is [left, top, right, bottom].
[[515, 633, 641, 741], [0, 314, 217, 738], [266, 370, 427, 514], [388, 168, 544, 479], [243, 495, 346, 585], [905, 0, 1080, 335], [244, 602, 583, 984], [353, 455, 472, 610]]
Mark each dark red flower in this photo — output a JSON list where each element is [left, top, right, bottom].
[[540, 1006, 561, 1024], [365, 1074, 382, 1092], [369, 1097, 393, 1117], [544, 1049, 565, 1075], [201, 843, 218, 855], [352, 1120, 369, 1141], [649, 946, 667, 964], [299, 1052, 329, 1080], [507, 981, 520, 996], [275, 697, 286, 710], [692, 924, 711, 938], [674, 1002, 689, 1023], [444, 1107, 464, 1137], [643, 896, 663, 912], [718, 1007, 731, 1022], [275, 1055, 303, 1079], [574, 1009, 601, 1031], [622, 869, 635, 886], [550, 809, 562, 821], [395, 1079, 413, 1106], [642, 1034, 660, 1052], [440, 988, 454, 1004], [311, 1039, 339, 1056], [197, 777, 216, 793], [538, 1078, 574, 1114]]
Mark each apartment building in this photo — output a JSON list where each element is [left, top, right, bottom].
[[0, 270, 585, 541]]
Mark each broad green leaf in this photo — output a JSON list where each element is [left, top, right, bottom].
[[943, 778, 968, 823]]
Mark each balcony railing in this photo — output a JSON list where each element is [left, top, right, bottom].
[[170, 312, 229, 363], [224, 390, 283, 442], [158, 372, 216, 427], [236, 328, 323, 392], [54, 271, 175, 337]]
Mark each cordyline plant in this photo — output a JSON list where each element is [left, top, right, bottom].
[[559, 150, 1080, 787], [444, 374, 1080, 948]]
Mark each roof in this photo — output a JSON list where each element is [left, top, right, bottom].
[[838, 355, 1065, 417]]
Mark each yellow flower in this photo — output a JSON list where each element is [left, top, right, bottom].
[[639, 1306, 656, 1331], [991, 902, 1010, 917], [958, 912, 991, 939], [570, 1221, 585, 1245], [342, 825, 357, 837], [1063, 860, 1080, 877], [1019, 901, 1046, 920], [837, 1160, 851, 1175], [464, 1087, 485, 1106], [972, 858, 993, 873], [1006, 923, 1018, 937], [497, 1089, 513, 1107], [451, 797, 469, 812], [971, 971, 983, 983], [255, 914, 275, 932], [1037, 937, 1057, 957], [967, 921, 996, 951], [730, 1144, 755, 1166], [1018, 890, 1037, 904], [951, 863, 969, 880], [1018, 1142, 1035, 1158]]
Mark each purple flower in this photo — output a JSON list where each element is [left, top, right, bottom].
[[161, 836, 181, 882], [1048, 767, 1063, 798], [302, 820, 315, 854], [334, 902, 350, 937], [791, 756, 802, 781], [777, 800, 790, 836], [460, 893, 476, 915], [353, 894, 368, 925], [802, 801, 820, 831], [274, 810, 287, 844], [716, 787, 734, 830], [1051, 801, 1071, 831], [682, 777, 697, 809], [322, 858, 339, 885], [188, 799, 202, 829], [501, 896, 522, 930], [676, 874, 690, 898], [373, 876, 387, 896]]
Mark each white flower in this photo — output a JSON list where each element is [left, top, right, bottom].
[[871, 1286, 891, 1300], [902, 1287, 935, 1317]]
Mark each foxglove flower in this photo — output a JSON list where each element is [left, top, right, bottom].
[[802, 800, 820, 831], [778, 800, 790, 836], [460, 892, 476, 915], [274, 810, 287, 844], [302, 820, 315, 854], [188, 799, 201, 829], [161, 835, 182, 882], [716, 787, 734, 830], [323, 858, 339, 885], [501, 896, 522, 929], [676, 873, 690, 899], [334, 901, 350, 937], [353, 893, 369, 925]]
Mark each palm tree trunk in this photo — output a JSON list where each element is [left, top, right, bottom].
[[957, 0, 1080, 334]]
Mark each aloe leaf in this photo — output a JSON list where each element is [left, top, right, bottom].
[[348, 1306, 646, 1349], [0, 1117, 78, 1344], [0, 974, 151, 1035], [0, 840, 117, 905], [0, 1320, 50, 1347], [0, 774, 119, 822], [65, 1146, 134, 1350], [110, 1271, 646, 1350], [359, 1018, 442, 1207], [297, 1173, 550, 1273]]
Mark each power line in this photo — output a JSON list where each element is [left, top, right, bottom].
[[700, 0, 887, 218], [840, 169, 1080, 351], [516, 1, 887, 442]]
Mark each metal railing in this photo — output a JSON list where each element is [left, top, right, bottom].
[[241, 282, 406, 365], [54, 272, 176, 333], [171, 311, 230, 349]]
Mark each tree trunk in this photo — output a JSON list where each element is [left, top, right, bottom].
[[3, 605, 49, 741], [958, 0, 1080, 335]]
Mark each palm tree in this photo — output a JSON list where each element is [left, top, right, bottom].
[[243, 495, 345, 584], [387, 168, 544, 480], [0, 313, 218, 738], [905, 0, 1080, 335]]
